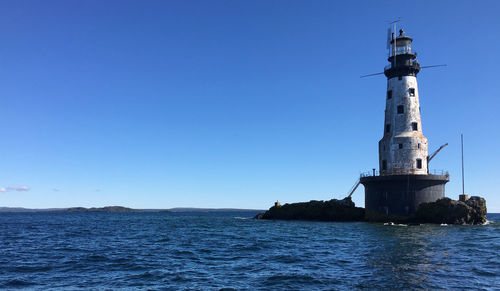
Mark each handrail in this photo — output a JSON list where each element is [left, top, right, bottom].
[[384, 59, 419, 71], [428, 169, 450, 176], [360, 169, 449, 177]]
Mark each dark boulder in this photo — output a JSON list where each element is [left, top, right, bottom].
[[254, 197, 365, 222], [413, 196, 487, 225]]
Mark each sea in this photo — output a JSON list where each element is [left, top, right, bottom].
[[0, 212, 498, 290]]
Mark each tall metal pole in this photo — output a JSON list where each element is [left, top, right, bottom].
[[393, 22, 397, 68], [461, 134, 465, 194]]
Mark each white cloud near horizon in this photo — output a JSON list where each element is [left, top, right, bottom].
[[1, 186, 30, 192]]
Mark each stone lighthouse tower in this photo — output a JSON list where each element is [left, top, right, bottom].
[[360, 28, 449, 219], [379, 29, 428, 175]]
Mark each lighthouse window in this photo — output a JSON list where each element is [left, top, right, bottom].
[[416, 159, 422, 169], [385, 124, 391, 133], [397, 105, 404, 114], [409, 88, 415, 96], [387, 90, 392, 99], [418, 143, 421, 149], [399, 143, 403, 149], [382, 160, 387, 170], [412, 122, 418, 131]]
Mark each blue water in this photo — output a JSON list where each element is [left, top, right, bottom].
[[0, 212, 499, 290]]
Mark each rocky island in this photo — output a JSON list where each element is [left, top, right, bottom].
[[53, 206, 139, 213], [255, 197, 364, 222], [255, 196, 488, 225]]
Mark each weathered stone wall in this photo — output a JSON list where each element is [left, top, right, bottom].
[[379, 75, 428, 175]]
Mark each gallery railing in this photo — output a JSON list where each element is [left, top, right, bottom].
[[360, 169, 449, 178]]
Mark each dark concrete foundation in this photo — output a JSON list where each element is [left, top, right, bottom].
[[360, 174, 449, 220]]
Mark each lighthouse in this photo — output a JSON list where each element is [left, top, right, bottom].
[[360, 28, 449, 219], [380, 29, 428, 175]]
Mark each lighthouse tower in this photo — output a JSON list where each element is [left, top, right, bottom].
[[360, 28, 449, 219], [380, 29, 428, 175]]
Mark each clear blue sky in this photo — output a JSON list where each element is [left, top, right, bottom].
[[1, 0, 499, 211]]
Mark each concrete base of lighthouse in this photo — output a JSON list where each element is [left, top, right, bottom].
[[360, 174, 449, 220]]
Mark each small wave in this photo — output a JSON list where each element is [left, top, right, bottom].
[[172, 249, 195, 257], [440, 223, 448, 227], [10, 265, 53, 273], [472, 266, 497, 277], [85, 254, 109, 262], [155, 237, 170, 242], [2, 279, 35, 287], [383, 222, 407, 226], [264, 274, 322, 286], [233, 217, 251, 220]]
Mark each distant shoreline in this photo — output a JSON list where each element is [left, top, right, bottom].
[[0, 206, 265, 213]]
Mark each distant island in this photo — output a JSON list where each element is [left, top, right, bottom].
[[0, 206, 264, 213], [167, 207, 263, 213], [0, 206, 142, 213], [54, 206, 138, 213]]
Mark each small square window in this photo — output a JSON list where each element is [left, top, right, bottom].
[[397, 105, 404, 114], [386, 124, 391, 133], [398, 76, 402, 80], [412, 122, 418, 131], [399, 143, 403, 149], [409, 88, 415, 96], [416, 159, 422, 169], [387, 90, 392, 99]]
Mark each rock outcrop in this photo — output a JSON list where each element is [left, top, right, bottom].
[[57, 206, 138, 213], [255, 197, 365, 222], [256, 196, 488, 225], [413, 196, 487, 225]]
